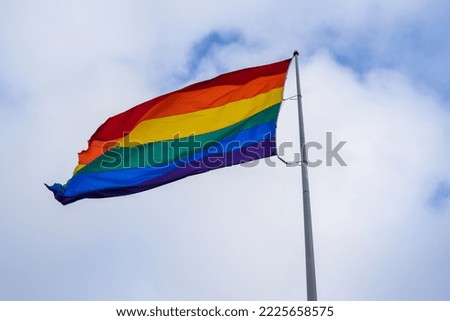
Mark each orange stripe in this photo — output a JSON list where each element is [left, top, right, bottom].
[[78, 141, 117, 167], [137, 73, 286, 122], [77, 74, 286, 167], [119, 87, 283, 147]]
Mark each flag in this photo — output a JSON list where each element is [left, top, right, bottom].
[[47, 58, 292, 205]]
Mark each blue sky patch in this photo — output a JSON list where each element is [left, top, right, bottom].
[[322, 14, 450, 102], [428, 181, 450, 210], [181, 31, 243, 82]]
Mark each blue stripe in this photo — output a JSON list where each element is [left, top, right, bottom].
[[62, 121, 276, 197]]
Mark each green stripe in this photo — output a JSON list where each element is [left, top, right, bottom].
[[76, 103, 280, 175]]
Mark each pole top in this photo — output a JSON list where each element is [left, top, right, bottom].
[[293, 50, 299, 57]]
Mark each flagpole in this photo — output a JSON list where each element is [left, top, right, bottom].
[[293, 51, 317, 301]]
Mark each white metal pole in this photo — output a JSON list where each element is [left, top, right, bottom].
[[293, 50, 317, 301]]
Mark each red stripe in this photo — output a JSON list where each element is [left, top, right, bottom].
[[87, 59, 291, 143]]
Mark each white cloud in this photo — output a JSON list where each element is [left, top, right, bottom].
[[296, 53, 450, 299], [0, 0, 449, 300]]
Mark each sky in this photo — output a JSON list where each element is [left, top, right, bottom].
[[0, 0, 449, 300]]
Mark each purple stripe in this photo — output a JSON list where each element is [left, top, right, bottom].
[[47, 138, 276, 205]]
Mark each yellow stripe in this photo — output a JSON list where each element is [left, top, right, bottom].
[[73, 164, 85, 173], [117, 87, 283, 147]]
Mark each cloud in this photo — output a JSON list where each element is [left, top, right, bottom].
[[0, 0, 449, 300], [183, 31, 243, 78], [296, 53, 450, 299]]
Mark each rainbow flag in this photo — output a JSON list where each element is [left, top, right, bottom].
[[47, 58, 291, 205]]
